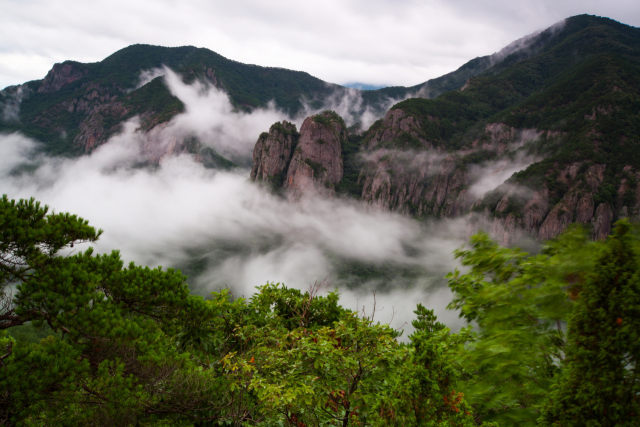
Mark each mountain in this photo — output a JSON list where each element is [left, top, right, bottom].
[[0, 45, 340, 158], [3, 14, 638, 243], [0, 23, 559, 159], [251, 15, 640, 243]]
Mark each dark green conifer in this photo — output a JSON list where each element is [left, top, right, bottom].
[[539, 220, 640, 426]]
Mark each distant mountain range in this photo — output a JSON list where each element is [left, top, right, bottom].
[[2, 14, 639, 243]]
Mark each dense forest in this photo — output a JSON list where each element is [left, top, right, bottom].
[[1, 195, 638, 426]]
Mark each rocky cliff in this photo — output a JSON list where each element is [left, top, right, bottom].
[[250, 98, 640, 245], [285, 112, 347, 199], [485, 163, 640, 245], [37, 62, 88, 94], [358, 148, 469, 217], [250, 121, 299, 185], [250, 111, 347, 199], [363, 109, 431, 150], [357, 110, 539, 221]]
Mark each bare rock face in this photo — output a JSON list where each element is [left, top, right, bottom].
[[38, 63, 87, 93], [284, 111, 347, 199], [521, 189, 550, 233], [575, 194, 595, 224], [359, 151, 469, 217], [250, 121, 299, 185], [364, 109, 430, 150], [485, 123, 515, 144], [592, 203, 614, 240], [487, 162, 612, 245], [538, 191, 580, 240], [73, 100, 130, 152]]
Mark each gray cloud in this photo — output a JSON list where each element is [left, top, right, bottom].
[[0, 125, 470, 335], [155, 67, 287, 164], [1, 85, 27, 121], [2, 0, 639, 90], [136, 67, 397, 164]]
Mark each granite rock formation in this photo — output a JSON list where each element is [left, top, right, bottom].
[[37, 63, 88, 94], [284, 111, 347, 199], [251, 111, 347, 199], [250, 121, 299, 185]]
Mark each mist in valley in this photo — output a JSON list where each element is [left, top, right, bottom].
[[0, 70, 535, 336]]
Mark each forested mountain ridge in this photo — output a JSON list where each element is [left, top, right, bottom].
[[2, 14, 639, 243], [0, 21, 561, 159], [0, 44, 339, 158], [252, 14, 640, 243]]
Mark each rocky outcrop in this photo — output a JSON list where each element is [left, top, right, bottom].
[[538, 191, 580, 240], [247, 108, 639, 245], [485, 123, 515, 144], [484, 186, 547, 246], [250, 111, 347, 199], [284, 111, 347, 199], [359, 151, 469, 217], [73, 100, 130, 151], [38, 62, 87, 93], [592, 203, 614, 240], [364, 109, 430, 150], [487, 163, 618, 245], [250, 121, 299, 184]]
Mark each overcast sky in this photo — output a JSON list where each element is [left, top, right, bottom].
[[1, 1, 639, 90]]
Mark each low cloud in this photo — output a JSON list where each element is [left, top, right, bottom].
[[360, 148, 450, 176], [135, 68, 167, 89], [130, 67, 403, 165], [487, 19, 566, 66], [468, 130, 541, 199], [1, 85, 27, 122], [136, 67, 288, 165], [468, 155, 537, 199], [0, 126, 470, 335], [296, 85, 404, 131]]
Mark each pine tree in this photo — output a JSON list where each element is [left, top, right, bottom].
[[539, 220, 640, 426]]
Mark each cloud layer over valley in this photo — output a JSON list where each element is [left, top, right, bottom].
[[0, 58, 548, 336], [0, 121, 473, 335]]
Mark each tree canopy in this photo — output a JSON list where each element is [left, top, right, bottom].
[[1, 194, 639, 426]]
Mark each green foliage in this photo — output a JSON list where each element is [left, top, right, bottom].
[[446, 226, 601, 425], [335, 133, 366, 198], [3, 194, 640, 426], [270, 121, 300, 137], [370, 305, 482, 427], [539, 220, 640, 426], [6, 322, 59, 345], [0, 195, 219, 424], [304, 158, 328, 176]]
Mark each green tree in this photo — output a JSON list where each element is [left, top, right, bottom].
[[0, 196, 226, 425], [370, 304, 482, 427], [209, 282, 404, 427], [539, 220, 640, 426], [445, 225, 599, 425]]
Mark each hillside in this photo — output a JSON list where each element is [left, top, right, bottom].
[[0, 45, 341, 157], [251, 15, 640, 243], [0, 24, 560, 159], [2, 14, 639, 243]]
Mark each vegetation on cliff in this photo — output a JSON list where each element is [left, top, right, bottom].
[[350, 15, 640, 240]]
